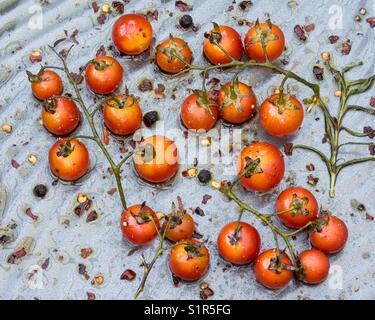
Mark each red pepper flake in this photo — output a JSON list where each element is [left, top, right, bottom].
[[369, 144, 375, 156], [74, 199, 92, 217], [341, 40, 352, 55], [120, 269, 136, 281], [294, 25, 307, 42], [172, 274, 181, 287], [201, 194, 212, 205], [142, 9, 159, 22], [128, 246, 141, 256], [92, 1, 100, 13], [192, 231, 203, 239], [103, 127, 110, 145], [366, 212, 374, 221], [138, 78, 153, 92], [200, 287, 214, 300], [87, 292, 96, 300], [306, 163, 315, 171], [86, 210, 99, 223], [7, 248, 27, 264], [313, 65, 324, 81], [97, 12, 107, 25], [194, 207, 205, 216], [78, 263, 90, 280], [41, 257, 50, 270], [53, 37, 66, 48], [96, 45, 106, 58], [370, 97, 375, 108], [304, 23, 315, 33], [363, 126, 375, 139], [107, 187, 117, 196], [283, 143, 294, 155], [307, 174, 319, 186], [328, 35, 339, 44], [70, 29, 79, 45], [80, 247, 93, 259], [29, 51, 42, 63], [366, 17, 375, 28], [11, 159, 20, 169], [112, 1, 124, 14], [70, 72, 84, 85], [175, 0, 192, 12], [25, 208, 39, 221], [154, 83, 166, 99]]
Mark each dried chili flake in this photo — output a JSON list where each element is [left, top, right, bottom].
[[53, 37, 66, 47], [194, 207, 205, 216], [306, 163, 315, 171], [366, 212, 374, 221], [200, 287, 214, 300], [92, 1, 100, 13], [283, 143, 293, 155], [307, 174, 319, 186], [369, 144, 375, 155], [70, 29, 79, 45], [80, 247, 93, 259], [172, 274, 181, 286], [78, 263, 90, 280], [97, 12, 107, 25], [192, 231, 203, 239], [112, 1, 124, 14], [201, 194, 212, 205], [96, 45, 106, 58], [138, 79, 153, 92], [366, 17, 375, 28], [154, 83, 166, 99], [370, 97, 375, 108], [304, 23, 315, 32], [238, 1, 253, 10], [313, 66, 324, 80], [74, 198, 92, 217], [41, 257, 50, 270], [25, 208, 39, 221], [294, 25, 307, 42], [7, 248, 27, 264], [87, 292, 96, 300], [175, 0, 192, 12], [107, 188, 117, 196], [341, 40, 352, 55], [127, 246, 140, 256], [363, 126, 375, 139], [86, 211, 99, 223], [30, 50, 42, 63], [120, 269, 136, 281], [328, 35, 339, 44], [11, 159, 20, 169], [69, 72, 84, 84]]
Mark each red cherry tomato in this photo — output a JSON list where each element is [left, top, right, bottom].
[[28, 69, 63, 101], [298, 249, 330, 284], [163, 212, 195, 243]]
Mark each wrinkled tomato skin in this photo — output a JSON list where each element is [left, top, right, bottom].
[[244, 23, 285, 62], [31, 70, 63, 101], [299, 249, 330, 284], [203, 25, 243, 65], [85, 56, 123, 95], [48, 138, 90, 181], [237, 142, 285, 192], [163, 213, 195, 243], [217, 221, 261, 265], [112, 14, 153, 56], [169, 239, 210, 281], [133, 135, 179, 184], [276, 187, 318, 229], [42, 98, 80, 136], [253, 249, 293, 289], [217, 82, 257, 124], [103, 95, 142, 136], [310, 215, 348, 254], [259, 93, 304, 137], [120, 204, 160, 246], [180, 93, 219, 131]]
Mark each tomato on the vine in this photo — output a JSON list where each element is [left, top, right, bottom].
[[298, 249, 330, 284], [163, 212, 195, 243], [85, 56, 123, 95], [41, 97, 80, 136], [253, 248, 294, 289], [48, 138, 90, 181], [133, 135, 179, 184], [259, 93, 304, 137], [203, 23, 243, 65], [27, 69, 63, 101], [217, 221, 261, 265], [103, 94, 142, 136], [217, 80, 257, 124], [237, 141, 285, 192], [169, 239, 209, 281], [244, 20, 285, 62], [112, 14, 153, 56], [120, 203, 160, 245], [155, 36, 192, 74], [276, 187, 318, 229]]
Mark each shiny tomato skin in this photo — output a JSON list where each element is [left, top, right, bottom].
[[163, 213, 195, 243], [120, 204, 160, 245], [310, 215, 348, 254], [48, 138, 90, 181], [134, 135, 179, 184], [103, 95, 142, 136], [169, 239, 210, 281], [112, 14, 153, 56], [85, 56, 123, 95], [180, 93, 219, 131], [244, 22, 285, 62], [299, 249, 330, 284], [259, 93, 304, 137], [217, 82, 257, 124], [253, 249, 294, 289], [203, 25, 243, 65], [217, 221, 261, 265], [237, 142, 285, 192], [276, 187, 318, 229], [31, 70, 63, 101], [42, 97, 80, 136]]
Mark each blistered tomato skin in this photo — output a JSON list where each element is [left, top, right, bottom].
[[299, 249, 330, 284], [30, 70, 63, 101]]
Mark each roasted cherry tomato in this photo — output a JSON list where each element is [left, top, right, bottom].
[[237, 141, 285, 192], [310, 215, 348, 254], [169, 239, 210, 281], [103, 94, 142, 136], [112, 14, 153, 56], [48, 138, 90, 181], [27, 69, 63, 101], [217, 80, 257, 124], [259, 93, 304, 137], [85, 56, 123, 95], [163, 212, 195, 243], [155, 36, 192, 74], [217, 221, 261, 265], [253, 248, 294, 289], [134, 135, 179, 184], [41, 97, 80, 136], [120, 203, 160, 245], [244, 21, 285, 62], [203, 24, 243, 65], [298, 249, 330, 284], [276, 187, 318, 229], [180, 92, 219, 131]]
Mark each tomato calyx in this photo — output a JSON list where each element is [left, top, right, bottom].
[[241, 157, 263, 178], [89, 59, 114, 71], [26, 69, 51, 83], [204, 22, 222, 44], [108, 90, 136, 109], [220, 78, 255, 113], [314, 210, 331, 232], [183, 243, 205, 260], [165, 198, 186, 230], [268, 250, 294, 273], [137, 143, 157, 163], [193, 90, 217, 117], [43, 97, 58, 114], [56, 140, 75, 158], [227, 224, 243, 245], [130, 202, 154, 225], [268, 94, 299, 114], [158, 34, 189, 64], [289, 193, 310, 217], [246, 19, 279, 47]]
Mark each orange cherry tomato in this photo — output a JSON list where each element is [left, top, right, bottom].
[[48, 138, 90, 181], [28, 70, 63, 101], [103, 95, 142, 136], [298, 249, 330, 284], [259, 93, 304, 137], [85, 56, 123, 95], [169, 239, 210, 281], [180, 93, 219, 131], [120, 203, 160, 245], [276, 187, 318, 229], [310, 215, 348, 254], [217, 81, 257, 124], [217, 221, 261, 265], [155, 37, 192, 74], [133, 135, 179, 184], [203, 24, 243, 65], [41, 97, 80, 136], [163, 212, 195, 243], [237, 141, 285, 192], [112, 14, 153, 56], [253, 248, 294, 289], [244, 22, 285, 62]]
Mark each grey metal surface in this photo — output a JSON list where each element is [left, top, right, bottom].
[[0, 0, 374, 300]]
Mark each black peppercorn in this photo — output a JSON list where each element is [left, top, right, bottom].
[[33, 184, 48, 198], [143, 111, 159, 127], [179, 15, 193, 29], [197, 169, 211, 184]]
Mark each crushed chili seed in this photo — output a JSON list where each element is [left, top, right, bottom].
[[11, 159, 20, 169], [341, 40, 352, 55], [194, 207, 205, 216], [25, 208, 39, 221], [313, 65, 324, 80], [87, 292, 96, 300], [120, 269, 136, 281], [80, 247, 93, 259], [367, 17, 375, 28], [138, 78, 153, 92], [86, 211, 99, 223], [366, 212, 374, 221], [175, 0, 192, 12], [283, 143, 293, 155], [328, 35, 339, 44], [306, 163, 315, 171], [307, 174, 319, 186], [201, 194, 212, 205]]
